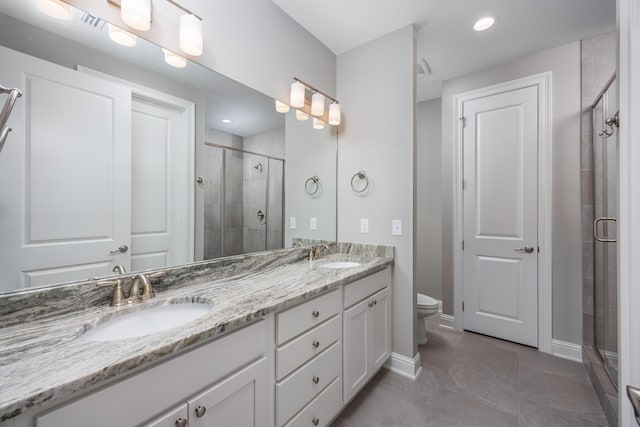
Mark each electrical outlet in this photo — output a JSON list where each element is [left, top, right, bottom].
[[289, 217, 296, 229], [310, 217, 317, 230], [392, 219, 402, 236], [360, 218, 369, 234]]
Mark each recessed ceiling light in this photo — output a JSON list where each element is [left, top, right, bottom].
[[221, 119, 232, 124], [473, 16, 496, 32]]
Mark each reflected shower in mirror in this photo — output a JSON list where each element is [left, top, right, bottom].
[[0, 1, 337, 294]]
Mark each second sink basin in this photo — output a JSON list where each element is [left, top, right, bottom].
[[318, 261, 361, 269], [82, 302, 213, 342]]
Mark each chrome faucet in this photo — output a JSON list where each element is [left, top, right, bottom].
[[97, 271, 166, 307], [309, 244, 330, 261]]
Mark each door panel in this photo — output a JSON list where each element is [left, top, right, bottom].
[[0, 45, 131, 291], [463, 85, 538, 347], [343, 299, 369, 403], [369, 287, 391, 372]]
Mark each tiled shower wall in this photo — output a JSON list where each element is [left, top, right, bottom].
[[580, 31, 617, 427]]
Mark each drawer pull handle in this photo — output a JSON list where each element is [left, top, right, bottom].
[[175, 417, 188, 427], [312, 417, 320, 425], [194, 405, 207, 417], [312, 310, 320, 318], [312, 340, 320, 348], [312, 376, 320, 384]]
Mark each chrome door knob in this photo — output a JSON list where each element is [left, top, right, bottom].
[[312, 376, 320, 384], [312, 417, 320, 426], [514, 245, 534, 253], [194, 405, 207, 417], [312, 340, 320, 348], [175, 417, 187, 427], [312, 310, 320, 318]]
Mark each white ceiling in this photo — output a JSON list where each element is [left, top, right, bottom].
[[272, 0, 616, 101]]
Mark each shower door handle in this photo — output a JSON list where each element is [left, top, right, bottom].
[[594, 217, 617, 242]]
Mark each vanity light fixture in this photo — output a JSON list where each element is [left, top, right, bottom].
[[311, 92, 325, 117], [296, 110, 309, 121], [473, 15, 496, 31], [179, 13, 203, 56], [108, 24, 137, 47], [290, 77, 341, 126], [313, 118, 325, 130], [275, 100, 290, 113], [34, 0, 72, 20], [121, 0, 151, 31], [162, 48, 187, 68]]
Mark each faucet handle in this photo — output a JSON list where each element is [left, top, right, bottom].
[[140, 271, 166, 299], [96, 279, 125, 306]]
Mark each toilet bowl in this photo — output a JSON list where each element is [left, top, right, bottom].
[[416, 293, 439, 345]]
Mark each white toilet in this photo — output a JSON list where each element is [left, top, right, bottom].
[[416, 293, 439, 345]]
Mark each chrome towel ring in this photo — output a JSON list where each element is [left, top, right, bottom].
[[351, 170, 369, 193], [305, 175, 320, 196]]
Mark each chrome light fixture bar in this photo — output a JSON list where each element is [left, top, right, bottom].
[[291, 77, 341, 126]]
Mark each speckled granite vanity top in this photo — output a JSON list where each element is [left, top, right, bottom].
[[0, 242, 393, 421]]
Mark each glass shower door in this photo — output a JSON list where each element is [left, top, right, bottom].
[[592, 77, 618, 386]]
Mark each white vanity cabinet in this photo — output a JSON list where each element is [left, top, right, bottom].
[[342, 269, 392, 403], [275, 289, 343, 427], [34, 321, 268, 427]]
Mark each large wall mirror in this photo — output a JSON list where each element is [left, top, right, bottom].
[[0, 0, 337, 294]]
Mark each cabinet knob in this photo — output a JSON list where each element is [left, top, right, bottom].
[[194, 405, 207, 418], [368, 301, 374, 308], [312, 310, 320, 318], [373, 300, 377, 305], [312, 340, 320, 348], [175, 417, 188, 427], [312, 376, 320, 384], [312, 417, 320, 425]]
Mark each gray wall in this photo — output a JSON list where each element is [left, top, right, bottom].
[[416, 99, 442, 301], [337, 26, 417, 359], [441, 42, 583, 344]]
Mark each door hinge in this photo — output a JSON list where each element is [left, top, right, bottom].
[[459, 116, 466, 128], [462, 301, 465, 312], [462, 240, 464, 250]]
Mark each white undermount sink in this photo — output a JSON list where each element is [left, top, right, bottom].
[[82, 302, 213, 342], [318, 261, 361, 269]]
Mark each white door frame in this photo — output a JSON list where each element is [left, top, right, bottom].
[[452, 72, 553, 354], [76, 66, 196, 263], [617, 0, 640, 423]]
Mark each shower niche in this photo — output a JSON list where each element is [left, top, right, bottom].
[[203, 143, 284, 260]]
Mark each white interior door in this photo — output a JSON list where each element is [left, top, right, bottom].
[[0, 45, 131, 291], [130, 97, 190, 271], [462, 85, 539, 347]]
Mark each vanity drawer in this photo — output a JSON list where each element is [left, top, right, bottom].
[[276, 314, 341, 380], [277, 290, 340, 345], [283, 377, 342, 427], [343, 268, 391, 309], [276, 341, 341, 426]]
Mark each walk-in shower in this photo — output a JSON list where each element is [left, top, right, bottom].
[[592, 74, 618, 386]]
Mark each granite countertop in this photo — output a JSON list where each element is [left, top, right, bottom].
[[0, 244, 393, 421]]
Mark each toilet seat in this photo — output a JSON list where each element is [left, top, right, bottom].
[[417, 293, 438, 309]]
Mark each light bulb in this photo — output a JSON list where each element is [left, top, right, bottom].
[[296, 110, 309, 121], [162, 48, 187, 68], [313, 118, 325, 130], [275, 100, 290, 113], [121, 0, 151, 31], [108, 24, 137, 47], [311, 92, 325, 116], [328, 102, 341, 126], [34, 0, 72, 20], [180, 14, 203, 56], [290, 81, 305, 108]]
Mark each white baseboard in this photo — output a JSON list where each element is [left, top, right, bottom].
[[551, 339, 583, 362], [384, 352, 423, 380], [437, 302, 455, 329]]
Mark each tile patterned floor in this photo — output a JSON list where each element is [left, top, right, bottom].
[[331, 320, 608, 427]]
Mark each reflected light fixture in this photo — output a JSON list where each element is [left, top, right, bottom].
[[473, 15, 496, 31], [311, 92, 325, 117], [296, 110, 309, 121], [221, 119, 233, 124], [313, 118, 325, 130], [180, 13, 203, 56], [275, 100, 290, 113], [34, 0, 72, 20], [108, 24, 137, 47], [121, 0, 151, 31], [162, 48, 187, 68], [290, 81, 305, 108], [328, 102, 341, 126]]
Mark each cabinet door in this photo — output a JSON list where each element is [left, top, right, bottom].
[[188, 357, 268, 427], [143, 403, 188, 427], [369, 287, 391, 372], [342, 298, 369, 403]]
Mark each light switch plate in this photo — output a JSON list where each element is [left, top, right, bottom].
[[310, 217, 317, 230], [289, 217, 296, 229], [360, 218, 369, 234], [392, 219, 402, 236]]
